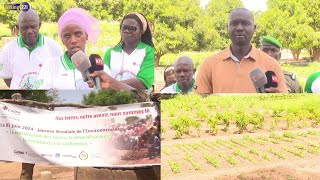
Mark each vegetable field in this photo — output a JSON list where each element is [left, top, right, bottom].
[[161, 94, 320, 179]]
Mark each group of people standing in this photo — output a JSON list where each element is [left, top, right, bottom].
[[161, 8, 320, 94], [0, 8, 154, 91], [1, 7, 319, 93]]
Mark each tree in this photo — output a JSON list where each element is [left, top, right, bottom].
[[205, 0, 244, 49], [82, 90, 137, 106], [0, 90, 54, 103], [257, 0, 314, 61], [152, 0, 203, 66], [30, 0, 77, 22], [0, 0, 20, 36], [301, 0, 320, 61]]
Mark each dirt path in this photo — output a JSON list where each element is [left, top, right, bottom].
[[0, 162, 74, 180], [0, 162, 160, 180]]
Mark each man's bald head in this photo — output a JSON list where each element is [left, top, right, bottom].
[[173, 56, 195, 90], [228, 8, 254, 23], [173, 56, 194, 69], [228, 8, 255, 47], [18, 9, 39, 25], [17, 9, 41, 48]]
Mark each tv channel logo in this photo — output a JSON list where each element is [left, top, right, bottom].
[[4, 2, 30, 12]]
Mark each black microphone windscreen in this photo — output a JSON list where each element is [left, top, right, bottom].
[[265, 71, 278, 88], [89, 54, 104, 73]]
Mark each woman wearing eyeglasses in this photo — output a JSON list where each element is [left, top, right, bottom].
[[103, 12, 155, 90]]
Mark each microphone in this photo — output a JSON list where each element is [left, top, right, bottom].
[[250, 68, 267, 93], [264, 71, 278, 89], [88, 54, 104, 90], [71, 50, 92, 82]]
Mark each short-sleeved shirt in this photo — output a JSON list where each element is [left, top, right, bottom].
[[305, 72, 320, 93], [194, 46, 288, 93], [37, 52, 111, 90], [283, 70, 302, 93], [103, 42, 154, 89], [160, 79, 195, 94], [0, 34, 62, 89]]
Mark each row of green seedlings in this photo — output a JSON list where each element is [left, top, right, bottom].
[[165, 130, 320, 156], [271, 108, 320, 130], [166, 143, 320, 173], [167, 132, 320, 173], [169, 109, 265, 139]]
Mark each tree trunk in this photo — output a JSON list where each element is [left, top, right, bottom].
[[290, 49, 301, 61], [155, 53, 162, 67], [10, 25, 19, 37], [312, 47, 320, 61]]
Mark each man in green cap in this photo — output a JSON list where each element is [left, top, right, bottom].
[[260, 36, 302, 93]]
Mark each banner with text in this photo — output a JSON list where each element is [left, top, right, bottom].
[[0, 102, 160, 167]]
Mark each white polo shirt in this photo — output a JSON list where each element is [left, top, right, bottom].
[[0, 34, 62, 89], [160, 80, 195, 94], [38, 52, 111, 90], [103, 42, 155, 89]]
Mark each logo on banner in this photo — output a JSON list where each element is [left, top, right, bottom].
[[55, 153, 60, 158], [1, 105, 21, 116], [13, 150, 25, 155], [79, 151, 88, 160], [41, 154, 52, 157]]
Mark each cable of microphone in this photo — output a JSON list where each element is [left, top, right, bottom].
[[88, 54, 104, 90], [264, 71, 278, 90], [250, 68, 267, 93], [71, 50, 93, 84]]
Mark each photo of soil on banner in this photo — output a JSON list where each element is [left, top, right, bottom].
[[0, 90, 160, 179]]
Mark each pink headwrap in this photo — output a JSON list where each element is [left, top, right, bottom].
[[58, 8, 100, 43]]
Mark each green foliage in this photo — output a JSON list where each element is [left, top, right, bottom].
[[169, 115, 201, 138], [203, 154, 219, 167], [168, 159, 181, 173], [205, 0, 244, 49], [0, 90, 54, 103], [82, 90, 137, 106]]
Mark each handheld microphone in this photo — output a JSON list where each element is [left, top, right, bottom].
[[88, 54, 104, 90], [264, 71, 278, 89], [250, 68, 267, 93], [71, 50, 92, 82]]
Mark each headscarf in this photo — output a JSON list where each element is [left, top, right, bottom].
[[126, 12, 148, 33], [58, 8, 100, 43]]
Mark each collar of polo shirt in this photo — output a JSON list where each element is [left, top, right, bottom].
[[18, 33, 44, 52], [174, 79, 195, 93], [60, 52, 75, 70]]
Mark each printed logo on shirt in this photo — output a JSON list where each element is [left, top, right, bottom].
[[19, 72, 43, 89]]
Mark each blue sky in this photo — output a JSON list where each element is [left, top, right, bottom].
[[200, 0, 267, 11]]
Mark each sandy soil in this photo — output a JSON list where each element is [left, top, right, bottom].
[[162, 116, 320, 180], [0, 162, 160, 180]]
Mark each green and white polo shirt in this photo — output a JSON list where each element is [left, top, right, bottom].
[[0, 33, 62, 89], [305, 72, 320, 93], [103, 42, 154, 89], [160, 79, 195, 94], [38, 52, 111, 90]]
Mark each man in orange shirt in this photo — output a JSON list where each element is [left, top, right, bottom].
[[194, 8, 287, 93]]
